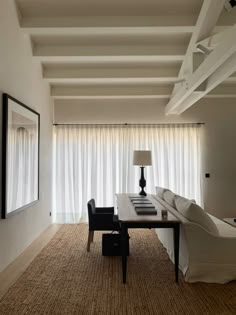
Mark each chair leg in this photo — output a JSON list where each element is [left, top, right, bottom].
[[91, 231, 94, 242], [87, 231, 93, 252]]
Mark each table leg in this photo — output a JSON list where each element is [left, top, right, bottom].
[[173, 224, 180, 283], [121, 223, 128, 284]]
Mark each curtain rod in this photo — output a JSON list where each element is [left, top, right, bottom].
[[53, 122, 205, 126]]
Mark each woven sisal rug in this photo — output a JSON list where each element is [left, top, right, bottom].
[[0, 224, 236, 314]]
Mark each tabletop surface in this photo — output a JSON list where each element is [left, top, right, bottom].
[[116, 194, 180, 223]]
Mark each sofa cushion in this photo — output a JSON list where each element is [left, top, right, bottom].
[[175, 196, 219, 235], [163, 190, 176, 208], [175, 195, 192, 211], [155, 186, 169, 200]]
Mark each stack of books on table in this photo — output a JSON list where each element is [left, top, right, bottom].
[[129, 196, 157, 215]]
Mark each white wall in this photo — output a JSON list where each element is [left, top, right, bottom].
[[54, 97, 236, 219], [0, 1, 53, 272]]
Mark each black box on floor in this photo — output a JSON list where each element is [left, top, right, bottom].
[[102, 232, 129, 256]]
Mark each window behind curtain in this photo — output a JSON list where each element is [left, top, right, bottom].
[[52, 124, 202, 223]]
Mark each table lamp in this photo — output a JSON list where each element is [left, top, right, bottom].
[[133, 150, 152, 196]]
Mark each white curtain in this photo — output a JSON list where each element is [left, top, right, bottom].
[[52, 124, 202, 223]]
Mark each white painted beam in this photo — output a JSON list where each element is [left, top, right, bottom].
[[46, 78, 180, 85], [21, 26, 195, 36], [195, 0, 226, 42], [52, 94, 236, 100], [51, 85, 173, 97], [43, 65, 180, 79], [167, 52, 236, 113], [51, 80, 236, 100], [166, 26, 236, 114], [196, 25, 236, 50], [52, 95, 170, 100], [34, 55, 186, 63], [206, 52, 236, 91], [166, 1, 234, 114], [33, 44, 187, 57], [171, 0, 226, 95], [20, 16, 198, 28]]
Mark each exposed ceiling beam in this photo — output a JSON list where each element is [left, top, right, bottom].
[[52, 94, 236, 100], [43, 64, 180, 79], [52, 95, 170, 100], [51, 81, 236, 99], [166, 0, 233, 114], [34, 55, 186, 63], [196, 24, 236, 49], [46, 78, 181, 84], [21, 26, 195, 36], [51, 84, 173, 97], [194, 0, 227, 42], [176, 0, 226, 78], [168, 51, 236, 113], [33, 44, 187, 58], [20, 15, 198, 28], [19, 14, 236, 28]]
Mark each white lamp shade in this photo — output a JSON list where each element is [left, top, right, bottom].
[[133, 150, 152, 166]]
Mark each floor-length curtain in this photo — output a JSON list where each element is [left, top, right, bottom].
[[52, 124, 202, 223]]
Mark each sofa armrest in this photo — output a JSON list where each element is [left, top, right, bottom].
[[184, 223, 236, 264]]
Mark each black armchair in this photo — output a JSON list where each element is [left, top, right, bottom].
[[87, 199, 120, 252]]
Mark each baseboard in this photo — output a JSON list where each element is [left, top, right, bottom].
[[0, 224, 61, 300]]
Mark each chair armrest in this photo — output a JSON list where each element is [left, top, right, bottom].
[[93, 212, 114, 222], [89, 212, 120, 231], [96, 207, 114, 214]]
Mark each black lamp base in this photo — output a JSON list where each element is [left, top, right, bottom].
[[139, 189, 147, 196], [139, 166, 147, 196]]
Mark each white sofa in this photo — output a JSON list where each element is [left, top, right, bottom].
[[153, 187, 236, 283]]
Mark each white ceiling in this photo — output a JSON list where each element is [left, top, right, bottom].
[[15, 0, 236, 113]]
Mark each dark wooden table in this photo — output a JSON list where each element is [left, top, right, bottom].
[[116, 194, 180, 284]]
